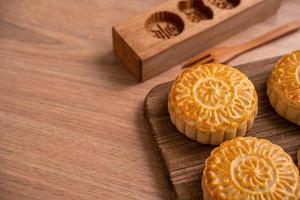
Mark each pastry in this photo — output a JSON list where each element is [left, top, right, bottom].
[[202, 137, 300, 199], [267, 50, 300, 125], [168, 63, 258, 145]]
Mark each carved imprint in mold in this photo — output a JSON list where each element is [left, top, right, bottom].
[[145, 11, 184, 39], [208, 0, 240, 9], [178, 0, 213, 23]]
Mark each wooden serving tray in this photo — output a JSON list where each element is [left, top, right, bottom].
[[144, 56, 300, 200]]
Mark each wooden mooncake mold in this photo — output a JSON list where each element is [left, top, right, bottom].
[[168, 63, 258, 145], [267, 50, 300, 126], [202, 137, 300, 199], [113, 0, 282, 81]]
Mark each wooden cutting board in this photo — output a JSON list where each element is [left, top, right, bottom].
[[144, 56, 300, 200]]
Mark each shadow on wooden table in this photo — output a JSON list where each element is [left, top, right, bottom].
[[97, 50, 140, 88], [135, 101, 172, 200]]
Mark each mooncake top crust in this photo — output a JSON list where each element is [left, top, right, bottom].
[[203, 137, 300, 199], [168, 63, 258, 133], [268, 51, 300, 107]]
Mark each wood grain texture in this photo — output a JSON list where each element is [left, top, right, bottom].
[[144, 56, 300, 200], [0, 0, 299, 200]]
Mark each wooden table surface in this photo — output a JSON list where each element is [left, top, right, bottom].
[[0, 1, 299, 199]]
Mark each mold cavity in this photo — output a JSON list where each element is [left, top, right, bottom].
[[145, 11, 184, 40], [178, 0, 213, 23], [208, 0, 240, 9]]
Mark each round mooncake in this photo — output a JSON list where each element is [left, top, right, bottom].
[[168, 63, 258, 145], [202, 137, 300, 200], [267, 50, 300, 125]]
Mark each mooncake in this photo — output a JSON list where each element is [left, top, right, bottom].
[[267, 50, 300, 125], [168, 63, 258, 145], [202, 137, 300, 199]]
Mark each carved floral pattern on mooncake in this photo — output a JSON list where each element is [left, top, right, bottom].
[[169, 64, 257, 132], [194, 77, 233, 108], [203, 137, 300, 199], [268, 51, 300, 104], [233, 156, 275, 192]]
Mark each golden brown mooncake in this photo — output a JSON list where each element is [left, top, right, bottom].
[[202, 137, 300, 200], [267, 50, 300, 125], [168, 63, 258, 145]]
